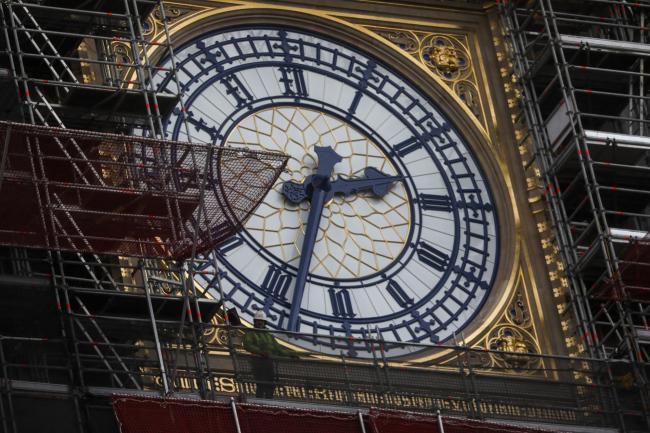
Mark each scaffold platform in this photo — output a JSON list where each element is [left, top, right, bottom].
[[0, 121, 287, 258]]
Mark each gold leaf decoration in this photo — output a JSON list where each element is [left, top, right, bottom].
[[368, 26, 485, 129], [471, 269, 545, 375]]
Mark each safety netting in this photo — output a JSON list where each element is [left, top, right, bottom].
[[368, 408, 560, 433], [236, 403, 363, 433], [0, 122, 287, 259], [112, 396, 563, 433]]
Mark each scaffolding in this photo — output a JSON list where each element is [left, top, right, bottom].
[[0, 1, 287, 432], [499, 0, 650, 429]]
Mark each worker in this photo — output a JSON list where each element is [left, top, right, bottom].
[[242, 310, 295, 399]]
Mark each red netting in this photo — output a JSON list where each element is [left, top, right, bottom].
[[594, 234, 650, 302], [368, 409, 560, 433], [0, 122, 287, 259], [112, 396, 363, 433], [368, 408, 442, 433], [112, 396, 564, 433]]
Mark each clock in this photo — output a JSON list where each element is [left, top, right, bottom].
[[154, 27, 499, 357]]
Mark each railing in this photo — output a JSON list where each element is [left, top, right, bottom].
[[1, 325, 648, 430]]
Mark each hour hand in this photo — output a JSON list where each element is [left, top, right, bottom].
[[329, 167, 403, 199]]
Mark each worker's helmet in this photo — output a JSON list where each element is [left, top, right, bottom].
[[254, 310, 267, 322], [253, 310, 267, 329]]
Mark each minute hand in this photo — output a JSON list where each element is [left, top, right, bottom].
[[327, 167, 402, 200], [286, 146, 342, 332]]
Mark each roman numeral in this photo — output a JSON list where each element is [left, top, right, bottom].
[[261, 266, 291, 300], [417, 242, 449, 272], [419, 194, 452, 212], [217, 235, 243, 256], [392, 122, 452, 157], [220, 75, 253, 108], [347, 60, 378, 118], [329, 288, 356, 318], [279, 67, 308, 97], [386, 280, 414, 308], [393, 136, 421, 157]]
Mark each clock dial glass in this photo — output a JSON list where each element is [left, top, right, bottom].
[[154, 27, 499, 357]]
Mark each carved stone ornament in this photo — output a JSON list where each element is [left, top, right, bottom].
[[143, 4, 201, 43], [507, 290, 531, 328], [111, 42, 134, 86], [454, 81, 482, 121], [420, 35, 471, 81]]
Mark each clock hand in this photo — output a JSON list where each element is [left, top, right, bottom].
[[312, 146, 343, 177], [286, 146, 342, 332], [327, 167, 403, 200], [283, 168, 402, 204], [282, 180, 308, 204], [281, 146, 344, 205]]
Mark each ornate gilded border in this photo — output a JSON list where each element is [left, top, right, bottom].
[[491, 13, 579, 360], [125, 0, 567, 369], [364, 26, 488, 132]]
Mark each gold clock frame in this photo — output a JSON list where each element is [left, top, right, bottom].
[[130, 0, 569, 367]]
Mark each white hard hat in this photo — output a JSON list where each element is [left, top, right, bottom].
[[254, 310, 267, 321]]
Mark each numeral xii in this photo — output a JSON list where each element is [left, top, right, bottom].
[[279, 67, 308, 97]]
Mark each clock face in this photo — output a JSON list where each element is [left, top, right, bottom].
[[154, 27, 499, 356]]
